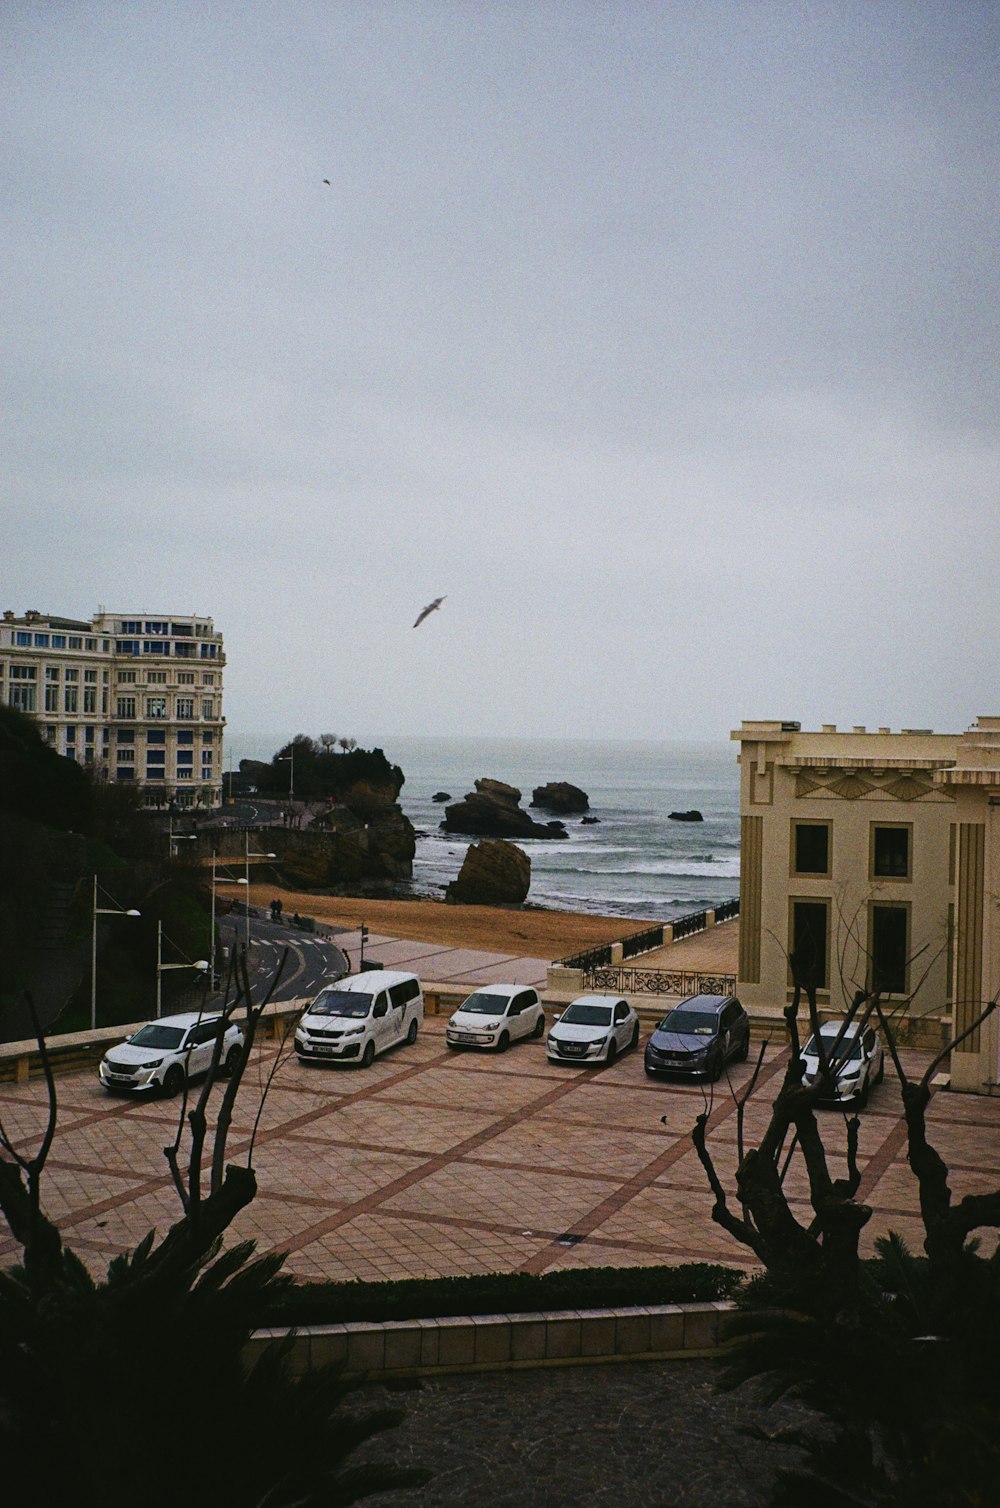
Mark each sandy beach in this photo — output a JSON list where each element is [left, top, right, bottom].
[[247, 884, 654, 959]]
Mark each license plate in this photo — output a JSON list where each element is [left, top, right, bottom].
[[316, 1045, 337, 1056], [562, 1044, 586, 1056], [456, 1033, 481, 1043]]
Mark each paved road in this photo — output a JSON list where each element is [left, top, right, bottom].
[[213, 911, 348, 1006]]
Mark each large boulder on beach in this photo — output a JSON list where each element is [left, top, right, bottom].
[[444, 779, 569, 840], [531, 781, 589, 814], [445, 839, 531, 905]]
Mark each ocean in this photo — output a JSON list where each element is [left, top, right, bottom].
[[386, 736, 739, 922], [228, 733, 740, 921]]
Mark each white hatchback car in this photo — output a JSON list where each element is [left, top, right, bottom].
[[546, 994, 640, 1065], [446, 985, 546, 1051], [801, 1020, 885, 1108], [99, 1011, 244, 1096], [295, 970, 423, 1068]]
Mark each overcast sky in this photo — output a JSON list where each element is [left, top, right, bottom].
[[5, 2, 998, 750]]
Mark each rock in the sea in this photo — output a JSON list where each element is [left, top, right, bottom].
[[530, 781, 589, 814], [581, 815, 600, 824], [444, 778, 569, 840], [432, 791, 452, 802], [669, 809, 704, 822], [446, 839, 530, 905]]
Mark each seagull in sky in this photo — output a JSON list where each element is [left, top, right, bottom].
[[413, 596, 446, 628], [322, 178, 331, 186]]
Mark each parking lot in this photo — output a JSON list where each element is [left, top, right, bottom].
[[3, 1016, 1000, 1280]]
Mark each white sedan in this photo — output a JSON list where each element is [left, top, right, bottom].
[[801, 1020, 885, 1108], [546, 994, 640, 1065], [446, 985, 546, 1051]]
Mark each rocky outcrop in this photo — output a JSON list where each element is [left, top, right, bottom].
[[432, 791, 451, 803], [444, 779, 568, 840], [669, 809, 704, 822], [531, 781, 589, 814], [581, 815, 600, 824], [446, 840, 531, 905]]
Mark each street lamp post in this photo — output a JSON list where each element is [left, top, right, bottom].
[[91, 876, 141, 1030], [278, 749, 294, 802], [155, 920, 209, 1019], [244, 835, 276, 955], [210, 858, 248, 987]]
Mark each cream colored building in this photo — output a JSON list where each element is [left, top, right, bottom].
[[733, 717, 1000, 1095], [0, 608, 225, 808]]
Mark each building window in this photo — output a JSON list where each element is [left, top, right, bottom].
[[68, 635, 81, 649], [118, 671, 137, 684], [177, 671, 195, 684], [46, 667, 60, 680], [174, 643, 195, 658], [202, 731, 213, 744], [116, 767, 135, 781], [45, 684, 59, 711], [177, 697, 195, 719], [176, 730, 194, 745], [790, 899, 829, 990], [83, 687, 96, 713], [792, 822, 831, 876], [870, 904, 909, 994], [116, 747, 135, 763], [144, 621, 168, 635], [147, 670, 167, 684], [84, 669, 97, 683], [146, 697, 167, 719], [9, 684, 36, 712], [116, 696, 136, 719], [202, 673, 215, 686], [86, 637, 97, 650], [64, 668, 78, 683], [116, 640, 140, 656], [116, 729, 135, 744], [143, 640, 169, 656], [65, 727, 76, 744], [15, 631, 31, 645], [176, 768, 192, 780], [872, 825, 911, 880], [147, 729, 166, 745], [34, 632, 50, 647], [200, 643, 217, 658], [9, 665, 36, 679], [64, 686, 78, 713], [177, 750, 194, 765], [146, 751, 166, 768]]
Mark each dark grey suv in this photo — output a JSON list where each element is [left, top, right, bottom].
[[644, 994, 750, 1080]]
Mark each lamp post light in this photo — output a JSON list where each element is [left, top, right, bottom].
[[91, 876, 141, 1031], [278, 749, 294, 802], [243, 835, 276, 954], [210, 858, 247, 986], [155, 920, 209, 1019]]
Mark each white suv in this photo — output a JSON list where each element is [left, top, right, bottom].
[[99, 1011, 244, 1096], [295, 971, 424, 1068]]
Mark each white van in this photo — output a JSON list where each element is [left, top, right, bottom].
[[295, 970, 424, 1068]]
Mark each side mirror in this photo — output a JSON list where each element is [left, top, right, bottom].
[[554, 1012, 563, 1021]]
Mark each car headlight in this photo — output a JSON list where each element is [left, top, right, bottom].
[[137, 1059, 161, 1070], [343, 1026, 365, 1036]]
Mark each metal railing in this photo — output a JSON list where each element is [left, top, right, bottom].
[[555, 897, 740, 972], [671, 908, 707, 942], [714, 897, 740, 924], [621, 922, 665, 960]]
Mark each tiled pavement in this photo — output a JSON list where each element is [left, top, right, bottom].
[[334, 929, 551, 988], [3, 1019, 1000, 1282]]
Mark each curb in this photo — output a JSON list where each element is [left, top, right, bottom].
[[246, 1301, 737, 1380]]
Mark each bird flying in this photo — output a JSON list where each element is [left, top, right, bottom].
[[322, 178, 331, 186], [413, 596, 445, 628]]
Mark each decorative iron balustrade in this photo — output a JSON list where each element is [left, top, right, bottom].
[[558, 942, 615, 971], [714, 897, 740, 924], [583, 967, 737, 997]]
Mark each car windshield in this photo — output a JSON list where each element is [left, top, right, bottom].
[[129, 1025, 185, 1049], [805, 1031, 862, 1063], [561, 1003, 613, 1026], [459, 994, 508, 1015], [659, 1009, 717, 1037], [309, 990, 372, 1019]]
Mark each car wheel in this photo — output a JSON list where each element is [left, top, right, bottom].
[[361, 1040, 375, 1068], [605, 1039, 617, 1067], [709, 1053, 723, 1082], [497, 1031, 510, 1053], [533, 1014, 545, 1038], [223, 1045, 241, 1077], [738, 1032, 751, 1062], [406, 1018, 418, 1045], [163, 1065, 185, 1097], [629, 1023, 639, 1050]]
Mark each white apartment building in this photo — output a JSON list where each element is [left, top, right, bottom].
[[0, 608, 225, 808], [732, 717, 1000, 1096]]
